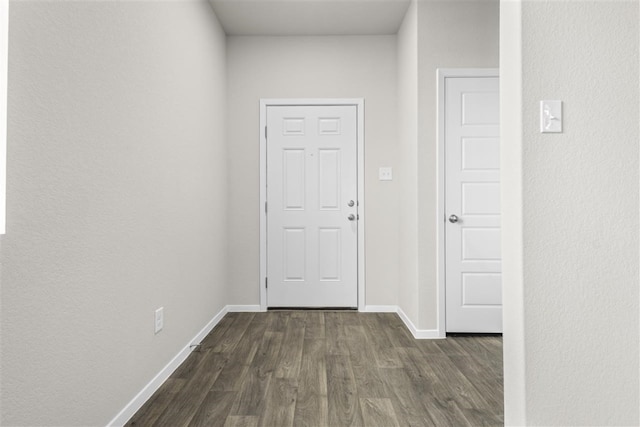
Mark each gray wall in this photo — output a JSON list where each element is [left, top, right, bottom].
[[397, 0, 419, 324], [502, 1, 640, 424], [226, 35, 399, 308], [1, 1, 228, 425]]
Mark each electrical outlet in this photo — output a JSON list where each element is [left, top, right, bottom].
[[379, 167, 393, 181], [155, 307, 164, 334]]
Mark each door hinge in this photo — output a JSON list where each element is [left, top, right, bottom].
[[265, 277, 268, 289], [265, 126, 267, 139], [265, 201, 268, 213]]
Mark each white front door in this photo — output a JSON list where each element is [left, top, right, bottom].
[[445, 75, 502, 333], [266, 105, 358, 308]]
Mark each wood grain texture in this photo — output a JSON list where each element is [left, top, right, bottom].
[[345, 324, 388, 398], [259, 378, 297, 427], [126, 378, 186, 427], [275, 319, 305, 379], [188, 391, 236, 427], [378, 367, 437, 427], [360, 313, 403, 368], [152, 351, 227, 427], [223, 416, 259, 427], [360, 398, 400, 427], [293, 339, 328, 427], [327, 354, 364, 426], [126, 312, 503, 427]]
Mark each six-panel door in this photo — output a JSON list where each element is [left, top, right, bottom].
[[445, 76, 502, 333], [266, 105, 358, 308]]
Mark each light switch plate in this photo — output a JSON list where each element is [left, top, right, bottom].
[[155, 307, 164, 334], [379, 167, 392, 181], [540, 100, 562, 133]]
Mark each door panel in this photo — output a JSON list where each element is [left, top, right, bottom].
[[283, 149, 306, 209], [318, 228, 341, 280], [318, 149, 340, 209], [462, 273, 502, 305], [445, 76, 502, 333], [462, 183, 500, 215], [462, 138, 500, 170], [267, 105, 358, 308], [462, 228, 501, 260], [283, 228, 306, 281]]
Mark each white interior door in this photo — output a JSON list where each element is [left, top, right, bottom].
[[266, 105, 358, 308], [445, 75, 502, 333]]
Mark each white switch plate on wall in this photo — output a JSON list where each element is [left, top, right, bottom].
[[155, 307, 164, 334], [540, 100, 563, 133], [379, 167, 392, 181]]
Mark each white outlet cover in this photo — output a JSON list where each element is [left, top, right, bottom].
[[379, 167, 393, 181], [540, 100, 562, 133]]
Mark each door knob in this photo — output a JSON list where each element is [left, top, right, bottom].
[[448, 214, 459, 223], [348, 200, 355, 207], [348, 214, 356, 221]]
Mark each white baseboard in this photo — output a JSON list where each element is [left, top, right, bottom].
[[227, 304, 263, 312], [362, 305, 398, 313], [396, 307, 444, 339], [362, 305, 443, 339], [106, 305, 229, 427]]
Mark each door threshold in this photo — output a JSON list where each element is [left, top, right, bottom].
[[267, 307, 357, 311], [446, 332, 503, 337]]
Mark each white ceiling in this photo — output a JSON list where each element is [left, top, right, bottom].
[[209, 0, 411, 36]]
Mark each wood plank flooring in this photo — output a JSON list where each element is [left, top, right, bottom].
[[126, 312, 503, 427]]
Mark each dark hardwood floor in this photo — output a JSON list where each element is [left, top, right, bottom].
[[126, 311, 503, 427]]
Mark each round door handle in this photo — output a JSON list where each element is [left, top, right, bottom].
[[449, 214, 459, 224], [348, 214, 356, 221]]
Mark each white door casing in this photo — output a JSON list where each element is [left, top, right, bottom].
[[260, 100, 364, 309], [441, 71, 502, 333]]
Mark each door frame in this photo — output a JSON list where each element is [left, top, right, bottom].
[[436, 69, 499, 336], [259, 99, 366, 311]]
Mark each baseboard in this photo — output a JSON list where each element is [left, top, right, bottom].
[[363, 305, 443, 339], [106, 305, 229, 427], [396, 307, 445, 339], [226, 304, 263, 312], [362, 305, 398, 313]]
